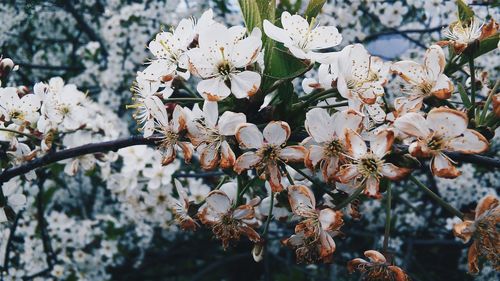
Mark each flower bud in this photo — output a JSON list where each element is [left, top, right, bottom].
[[493, 94, 500, 118], [252, 243, 264, 262]]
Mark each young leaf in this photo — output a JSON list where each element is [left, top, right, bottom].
[[264, 46, 309, 80], [457, 82, 472, 108], [456, 0, 474, 22], [304, 0, 327, 22]]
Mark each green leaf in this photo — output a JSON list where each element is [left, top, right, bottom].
[[265, 46, 309, 80], [456, 0, 474, 22], [457, 82, 472, 108], [238, 0, 276, 32], [304, 0, 326, 22], [238, 0, 263, 32]]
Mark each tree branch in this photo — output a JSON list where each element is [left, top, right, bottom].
[[0, 135, 161, 183]]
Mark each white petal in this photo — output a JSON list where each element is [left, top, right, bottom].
[[394, 112, 430, 138], [391, 61, 426, 85], [307, 26, 342, 50], [318, 208, 338, 231], [218, 112, 246, 135], [203, 101, 218, 128], [345, 129, 367, 159], [305, 108, 335, 143], [427, 107, 467, 138], [288, 185, 316, 217], [197, 77, 231, 101], [424, 45, 445, 81], [263, 19, 292, 45], [236, 123, 263, 149], [234, 152, 261, 174], [230, 71, 261, 99], [332, 109, 363, 138], [430, 74, 453, 99], [205, 190, 231, 214], [446, 129, 489, 154], [370, 129, 394, 158], [279, 146, 306, 162], [263, 121, 290, 146]]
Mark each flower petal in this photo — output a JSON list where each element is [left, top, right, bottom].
[[424, 45, 446, 81], [391, 61, 426, 85], [218, 112, 246, 136], [427, 107, 467, 138], [370, 129, 394, 158], [321, 156, 339, 183], [288, 185, 316, 217], [263, 121, 290, 146], [336, 164, 359, 183], [431, 153, 461, 178], [266, 164, 283, 192], [197, 77, 231, 101], [236, 123, 263, 149], [279, 146, 306, 162], [475, 195, 499, 219], [305, 108, 335, 143], [220, 140, 236, 169], [200, 144, 220, 170], [364, 250, 386, 263], [230, 71, 261, 98], [305, 145, 325, 170], [234, 152, 261, 174], [446, 129, 489, 154], [318, 208, 342, 231], [205, 190, 232, 214], [203, 101, 218, 128], [364, 176, 380, 198], [380, 163, 410, 181], [394, 112, 430, 138], [344, 129, 367, 159], [430, 74, 453, 99]]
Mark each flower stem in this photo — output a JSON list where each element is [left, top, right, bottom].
[[0, 128, 41, 141], [166, 97, 204, 102], [382, 183, 392, 254], [409, 175, 464, 219], [281, 165, 295, 185], [287, 165, 335, 198], [262, 191, 274, 236], [308, 101, 348, 109], [479, 79, 500, 124], [469, 56, 476, 114], [215, 175, 228, 189], [333, 184, 365, 211]]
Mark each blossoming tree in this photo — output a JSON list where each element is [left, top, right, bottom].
[[0, 0, 499, 280]]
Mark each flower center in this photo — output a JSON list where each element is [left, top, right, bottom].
[[419, 81, 433, 97], [9, 110, 23, 120], [217, 61, 232, 77], [259, 144, 280, 163], [358, 154, 383, 178], [426, 134, 444, 151], [325, 140, 344, 157], [161, 129, 179, 146], [212, 212, 242, 249]]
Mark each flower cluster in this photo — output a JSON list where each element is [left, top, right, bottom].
[[0, 0, 499, 280]]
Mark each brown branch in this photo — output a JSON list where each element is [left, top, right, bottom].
[[0, 135, 161, 183]]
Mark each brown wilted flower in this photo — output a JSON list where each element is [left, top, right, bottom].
[[197, 184, 261, 249], [282, 185, 343, 263], [453, 194, 499, 274], [348, 250, 411, 281]]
